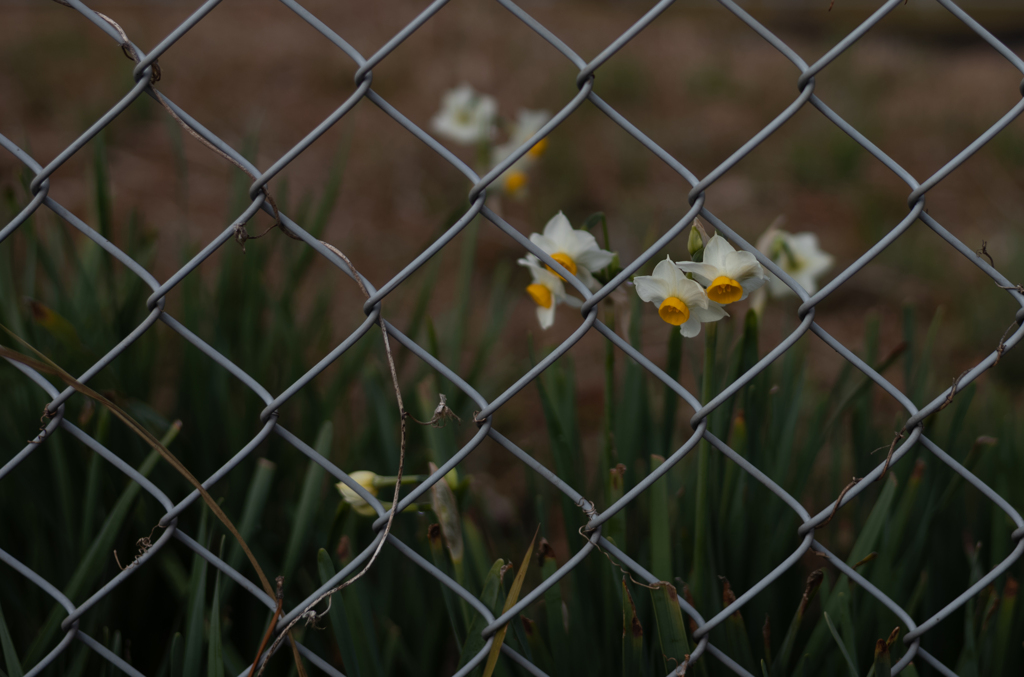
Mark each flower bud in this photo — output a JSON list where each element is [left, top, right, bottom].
[[444, 466, 460, 491], [336, 471, 379, 517], [687, 220, 708, 261]]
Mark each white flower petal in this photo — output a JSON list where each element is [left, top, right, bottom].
[[537, 269, 566, 296], [715, 252, 763, 300], [680, 313, 702, 338], [543, 212, 576, 249], [701, 234, 734, 269], [431, 84, 497, 145], [557, 225, 598, 260], [724, 250, 766, 284], [575, 247, 615, 273], [738, 280, 763, 300], [791, 234, 834, 278], [674, 275, 710, 310], [634, 274, 669, 305], [788, 232, 822, 255], [693, 302, 729, 322], [520, 256, 566, 298], [577, 266, 597, 291], [493, 143, 536, 175], [652, 257, 682, 284], [655, 259, 707, 307], [757, 222, 786, 256], [530, 233, 559, 257], [537, 302, 556, 329], [754, 227, 835, 300], [675, 262, 720, 288], [511, 109, 551, 143], [793, 270, 820, 295]]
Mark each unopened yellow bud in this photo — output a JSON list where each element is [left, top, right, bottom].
[[337, 471, 379, 517]]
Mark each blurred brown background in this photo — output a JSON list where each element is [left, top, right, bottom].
[[3, 0, 1024, 427]]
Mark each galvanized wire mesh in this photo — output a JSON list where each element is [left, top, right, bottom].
[[3, 0, 1024, 675]]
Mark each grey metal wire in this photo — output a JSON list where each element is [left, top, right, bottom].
[[1, 0, 1023, 675]]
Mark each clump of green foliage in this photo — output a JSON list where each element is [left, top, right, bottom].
[[0, 135, 1021, 677]]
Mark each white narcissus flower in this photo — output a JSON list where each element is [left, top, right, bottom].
[[676, 234, 769, 305], [518, 255, 581, 329], [635, 257, 728, 338], [492, 108, 551, 197], [756, 227, 834, 298], [529, 212, 615, 290], [431, 84, 498, 146]]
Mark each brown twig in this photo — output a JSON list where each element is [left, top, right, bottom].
[[995, 320, 1018, 366], [409, 393, 461, 427], [249, 577, 285, 677], [253, 242, 417, 676], [114, 524, 163, 571], [937, 370, 970, 413], [818, 477, 861, 529], [575, 498, 658, 590], [977, 241, 994, 267], [820, 426, 908, 531], [879, 429, 907, 481]]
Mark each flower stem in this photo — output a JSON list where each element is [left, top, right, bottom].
[[602, 301, 617, 476], [692, 322, 717, 610]]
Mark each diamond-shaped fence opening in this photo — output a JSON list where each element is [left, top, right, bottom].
[[2, 0, 1024, 676]]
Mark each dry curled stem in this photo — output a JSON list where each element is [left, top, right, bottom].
[[115, 525, 163, 571], [977, 240, 994, 266], [995, 320, 1018, 365], [409, 393, 460, 428], [254, 243, 413, 676], [576, 499, 657, 590], [819, 477, 861, 529], [879, 428, 907, 480], [937, 370, 970, 413], [249, 577, 286, 677]]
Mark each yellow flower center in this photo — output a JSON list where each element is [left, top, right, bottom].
[[545, 252, 577, 280], [527, 137, 548, 158], [503, 170, 528, 196], [658, 297, 690, 326], [706, 276, 743, 304], [526, 283, 553, 309]]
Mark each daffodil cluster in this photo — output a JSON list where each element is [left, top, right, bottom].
[[430, 84, 551, 197], [519, 212, 615, 329], [634, 224, 768, 338]]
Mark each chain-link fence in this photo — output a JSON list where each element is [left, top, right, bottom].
[[3, 0, 1024, 675]]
